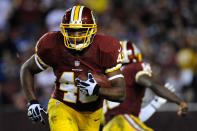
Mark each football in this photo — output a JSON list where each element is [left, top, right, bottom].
[[77, 72, 111, 88], [93, 73, 111, 88]]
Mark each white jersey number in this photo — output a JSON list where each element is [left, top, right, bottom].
[[59, 72, 98, 103]]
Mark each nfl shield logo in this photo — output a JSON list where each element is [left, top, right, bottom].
[[74, 60, 80, 67]]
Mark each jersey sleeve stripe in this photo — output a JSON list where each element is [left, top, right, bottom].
[[105, 63, 122, 73], [108, 74, 124, 81], [135, 70, 152, 82], [35, 42, 38, 53], [34, 54, 45, 70], [34, 54, 49, 70]]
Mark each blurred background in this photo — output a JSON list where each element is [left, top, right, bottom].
[[0, 0, 196, 131]]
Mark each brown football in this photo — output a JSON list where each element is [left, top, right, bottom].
[[77, 72, 111, 88], [93, 73, 111, 88]]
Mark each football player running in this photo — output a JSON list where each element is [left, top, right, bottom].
[[103, 40, 188, 131], [20, 5, 126, 131]]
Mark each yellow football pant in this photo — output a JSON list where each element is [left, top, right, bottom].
[[103, 114, 154, 131], [48, 98, 102, 131]]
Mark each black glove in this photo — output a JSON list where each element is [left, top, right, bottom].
[[75, 73, 100, 96], [27, 100, 47, 125]]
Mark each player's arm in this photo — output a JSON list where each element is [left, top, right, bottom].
[[139, 83, 175, 122], [136, 74, 182, 104], [20, 55, 44, 101], [100, 69, 126, 102], [20, 54, 47, 124], [136, 72, 188, 116]]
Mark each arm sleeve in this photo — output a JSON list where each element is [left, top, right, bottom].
[[135, 62, 152, 82], [139, 82, 175, 122], [34, 33, 54, 69], [139, 95, 168, 122], [139, 102, 157, 122]]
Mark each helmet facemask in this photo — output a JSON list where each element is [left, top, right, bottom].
[[60, 24, 97, 51]]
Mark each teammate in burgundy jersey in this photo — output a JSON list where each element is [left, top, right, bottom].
[[20, 5, 125, 131], [105, 62, 146, 117], [103, 40, 188, 131]]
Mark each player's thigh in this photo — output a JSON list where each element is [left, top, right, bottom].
[[103, 115, 127, 131], [103, 114, 153, 131], [48, 98, 78, 131]]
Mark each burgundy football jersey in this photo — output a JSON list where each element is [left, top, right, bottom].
[[105, 62, 146, 123], [35, 31, 121, 111]]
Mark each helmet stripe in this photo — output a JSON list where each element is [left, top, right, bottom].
[[70, 6, 76, 22], [74, 5, 81, 21], [78, 6, 84, 22]]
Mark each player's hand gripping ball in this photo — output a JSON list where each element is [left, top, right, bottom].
[[76, 72, 111, 96]]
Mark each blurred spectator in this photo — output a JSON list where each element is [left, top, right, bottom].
[[0, 0, 13, 31], [9, 0, 46, 41], [45, 0, 67, 31], [80, 0, 109, 14], [45, 9, 65, 31], [176, 48, 197, 101]]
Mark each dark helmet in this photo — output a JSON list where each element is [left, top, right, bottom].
[[60, 5, 97, 50]]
